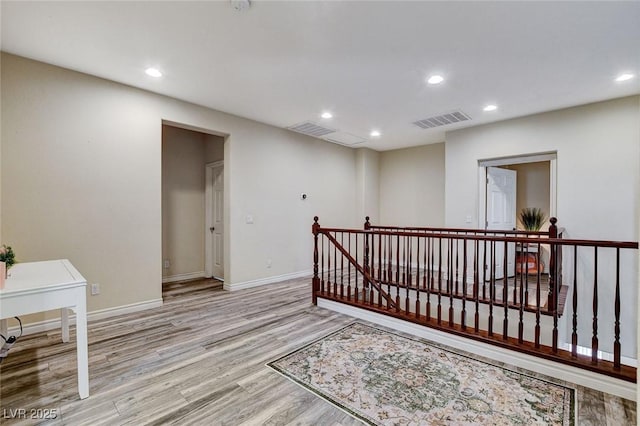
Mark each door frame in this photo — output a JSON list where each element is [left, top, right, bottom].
[[478, 152, 557, 230], [205, 160, 224, 280]]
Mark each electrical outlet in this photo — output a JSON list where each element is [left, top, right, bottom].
[[267, 259, 272, 268], [91, 283, 100, 295], [163, 259, 170, 269]]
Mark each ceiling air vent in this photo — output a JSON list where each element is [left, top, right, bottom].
[[322, 132, 366, 146], [287, 121, 336, 138], [413, 110, 471, 129]]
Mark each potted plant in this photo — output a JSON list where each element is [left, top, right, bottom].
[[0, 244, 16, 281], [519, 207, 547, 231]]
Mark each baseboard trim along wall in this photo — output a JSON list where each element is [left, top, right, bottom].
[[317, 298, 636, 401], [6, 298, 164, 336], [162, 271, 206, 283], [224, 270, 312, 291]]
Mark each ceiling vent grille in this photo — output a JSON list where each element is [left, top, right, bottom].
[[413, 110, 471, 129], [322, 132, 366, 146], [287, 121, 336, 138]]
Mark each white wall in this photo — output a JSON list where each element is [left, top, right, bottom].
[[379, 143, 445, 226], [1, 53, 360, 321], [355, 148, 380, 225], [445, 96, 640, 357]]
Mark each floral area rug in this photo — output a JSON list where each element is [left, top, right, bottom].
[[268, 323, 574, 425]]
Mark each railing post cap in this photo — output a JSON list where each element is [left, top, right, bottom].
[[550, 217, 557, 225], [313, 216, 319, 223]]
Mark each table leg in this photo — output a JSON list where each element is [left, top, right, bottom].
[[0, 318, 7, 338], [74, 294, 89, 399], [61, 308, 70, 343]]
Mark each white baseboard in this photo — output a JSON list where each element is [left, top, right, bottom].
[[162, 271, 205, 283], [5, 298, 163, 336], [318, 298, 636, 401], [224, 270, 311, 291]]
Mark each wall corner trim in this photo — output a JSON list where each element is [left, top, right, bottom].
[[224, 270, 312, 291]]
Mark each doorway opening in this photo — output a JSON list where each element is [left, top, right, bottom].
[[161, 122, 226, 284], [478, 151, 557, 277]]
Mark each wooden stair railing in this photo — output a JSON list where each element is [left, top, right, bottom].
[[312, 216, 638, 382]]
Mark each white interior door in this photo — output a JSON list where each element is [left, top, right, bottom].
[[485, 166, 516, 280], [206, 162, 224, 280]]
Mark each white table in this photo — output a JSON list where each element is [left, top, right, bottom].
[[0, 259, 89, 399]]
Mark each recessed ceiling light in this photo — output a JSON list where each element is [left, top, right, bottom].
[[321, 112, 333, 119], [145, 67, 162, 78], [370, 130, 381, 137], [427, 75, 444, 85], [615, 73, 634, 82], [483, 104, 498, 112]]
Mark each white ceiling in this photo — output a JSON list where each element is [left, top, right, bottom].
[[2, 1, 639, 151]]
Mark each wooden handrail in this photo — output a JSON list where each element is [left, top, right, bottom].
[[318, 228, 637, 249], [312, 215, 638, 382]]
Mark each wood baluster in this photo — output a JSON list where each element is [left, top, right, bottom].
[[426, 236, 432, 321], [333, 232, 338, 297], [448, 238, 454, 327], [454, 238, 460, 296], [347, 232, 352, 300], [363, 227, 370, 304], [590, 247, 598, 363], [482, 240, 488, 299], [367, 234, 376, 306], [548, 217, 558, 309], [396, 234, 400, 284], [461, 238, 467, 330], [406, 236, 411, 314], [518, 242, 525, 344], [437, 237, 443, 324], [515, 238, 521, 305], [535, 241, 541, 348], [395, 234, 401, 312], [503, 240, 509, 341], [415, 236, 421, 319], [552, 245, 560, 354], [386, 234, 392, 283], [408, 235, 413, 287], [321, 233, 325, 294], [474, 239, 480, 332], [378, 232, 382, 307], [614, 247, 621, 370], [387, 235, 392, 309], [354, 233, 358, 303], [312, 217, 320, 304], [488, 241, 495, 336], [571, 245, 577, 357], [402, 234, 407, 286], [340, 232, 344, 298], [524, 240, 531, 306]]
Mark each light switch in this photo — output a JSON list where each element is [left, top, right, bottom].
[[246, 215, 254, 224], [465, 215, 472, 223]]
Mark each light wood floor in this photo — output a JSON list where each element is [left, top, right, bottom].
[[0, 277, 635, 425]]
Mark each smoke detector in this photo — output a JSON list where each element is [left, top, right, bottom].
[[231, 0, 251, 12]]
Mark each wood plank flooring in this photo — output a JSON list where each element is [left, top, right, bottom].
[[0, 277, 635, 425]]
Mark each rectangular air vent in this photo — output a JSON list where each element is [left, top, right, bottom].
[[287, 121, 336, 137], [322, 132, 366, 146], [413, 110, 471, 129]]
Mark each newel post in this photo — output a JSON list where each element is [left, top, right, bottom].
[[312, 216, 320, 305], [548, 217, 558, 310], [363, 216, 371, 297]]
